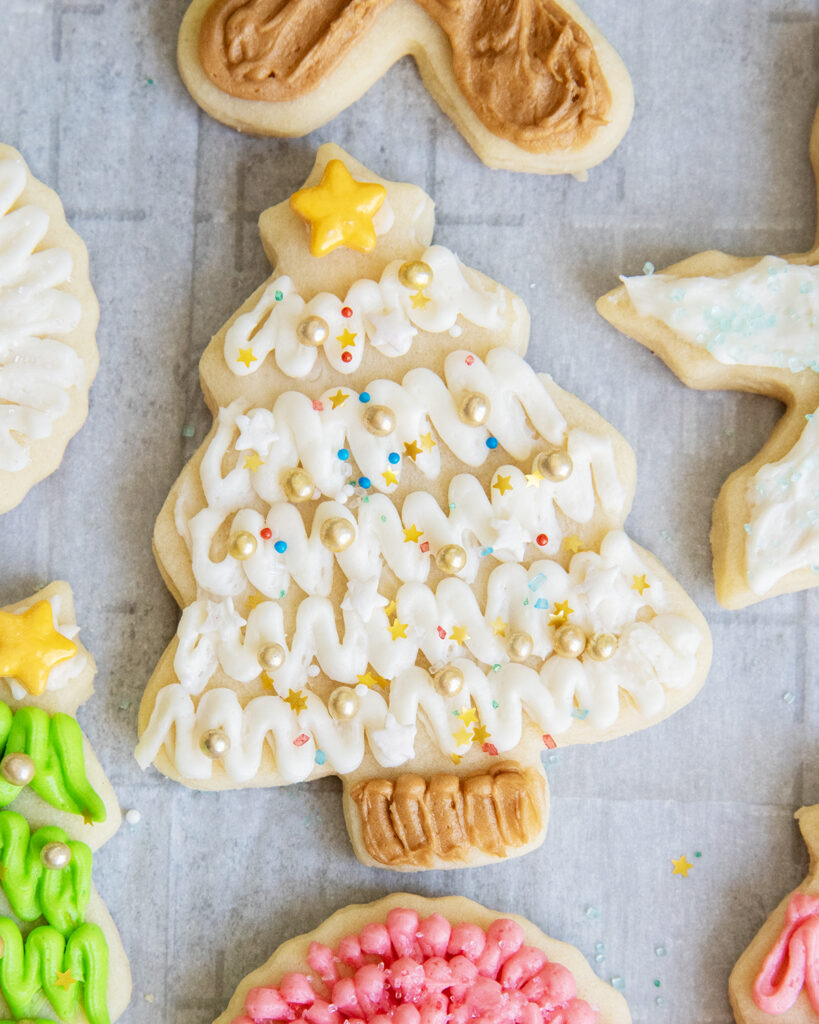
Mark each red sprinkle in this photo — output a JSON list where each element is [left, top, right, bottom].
[[312, 400, 323, 411], [437, 626, 446, 639], [543, 734, 557, 750], [465, 355, 475, 365], [341, 351, 353, 363], [419, 541, 430, 553], [293, 734, 310, 747], [260, 527, 273, 540], [482, 743, 499, 756], [341, 306, 353, 318], [536, 533, 549, 546]]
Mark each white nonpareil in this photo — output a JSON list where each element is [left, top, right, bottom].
[[0, 154, 84, 472]]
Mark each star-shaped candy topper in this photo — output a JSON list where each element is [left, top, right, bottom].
[[0, 600, 77, 697], [290, 158, 386, 258], [598, 103, 819, 609]]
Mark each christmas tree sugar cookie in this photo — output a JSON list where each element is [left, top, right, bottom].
[[0, 144, 99, 515], [597, 103, 819, 609], [729, 805, 819, 1023], [178, 0, 633, 178], [0, 583, 131, 1023], [216, 893, 631, 1024], [136, 145, 711, 870]]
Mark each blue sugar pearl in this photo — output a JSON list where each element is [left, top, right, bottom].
[[315, 750, 326, 765], [274, 541, 287, 554], [486, 437, 499, 450], [337, 448, 350, 461], [359, 392, 371, 403], [388, 452, 400, 465], [359, 476, 371, 489]]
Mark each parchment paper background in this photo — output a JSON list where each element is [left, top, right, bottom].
[[1, 2, 818, 1021]]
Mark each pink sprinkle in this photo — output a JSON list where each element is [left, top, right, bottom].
[[437, 626, 446, 639], [420, 542, 430, 553], [543, 734, 557, 750], [294, 734, 310, 747], [465, 355, 475, 365], [482, 743, 499, 756], [313, 400, 324, 411]]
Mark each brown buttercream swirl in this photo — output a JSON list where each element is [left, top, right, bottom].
[[350, 761, 545, 867], [198, 0, 611, 152]]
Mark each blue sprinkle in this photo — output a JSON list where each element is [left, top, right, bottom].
[[388, 452, 400, 464], [480, 547, 494, 557], [359, 477, 371, 489], [586, 906, 601, 919], [642, 261, 655, 276], [274, 541, 287, 554], [807, 413, 814, 421], [571, 708, 589, 720], [359, 391, 371, 403], [783, 691, 796, 704], [611, 977, 625, 992], [534, 598, 549, 610], [486, 436, 499, 450], [337, 448, 350, 461], [744, 523, 752, 534], [595, 942, 605, 953], [528, 572, 547, 591], [655, 946, 667, 957], [315, 750, 326, 765]]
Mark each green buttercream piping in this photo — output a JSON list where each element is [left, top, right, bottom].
[[0, 918, 109, 1024], [0, 705, 105, 823], [0, 811, 91, 934]]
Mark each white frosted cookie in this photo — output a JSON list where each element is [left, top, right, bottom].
[[177, 0, 633, 178], [0, 143, 99, 515], [0, 582, 131, 1023], [597, 103, 819, 609], [729, 805, 819, 1024], [136, 145, 711, 871], [215, 893, 632, 1024]]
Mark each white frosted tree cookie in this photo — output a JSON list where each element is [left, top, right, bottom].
[[0, 143, 99, 515], [597, 103, 819, 610], [136, 145, 711, 871], [729, 805, 819, 1024], [216, 893, 632, 1024], [0, 582, 131, 1023], [178, 0, 633, 178]]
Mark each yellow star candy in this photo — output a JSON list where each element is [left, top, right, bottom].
[[284, 689, 308, 713], [261, 672, 276, 690], [382, 468, 399, 487], [403, 524, 423, 543], [563, 535, 583, 554], [472, 724, 491, 745], [55, 969, 76, 991], [337, 329, 357, 349], [0, 601, 77, 697], [450, 625, 469, 645], [457, 706, 478, 727], [491, 617, 507, 637], [237, 347, 256, 368], [411, 290, 430, 309], [632, 574, 651, 595], [493, 474, 513, 496], [403, 440, 422, 462], [388, 619, 408, 641], [419, 433, 436, 452], [525, 471, 543, 488], [551, 600, 574, 621], [672, 855, 693, 877], [452, 724, 473, 748], [290, 159, 386, 258], [384, 600, 397, 617], [329, 389, 349, 409], [244, 452, 263, 472]]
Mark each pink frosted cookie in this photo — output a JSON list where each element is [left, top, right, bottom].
[[730, 805, 819, 1023], [217, 894, 631, 1024]]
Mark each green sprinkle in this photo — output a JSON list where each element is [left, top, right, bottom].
[[654, 980, 661, 988], [181, 424, 195, 438], [274, 290, 283, 301], [146, 78, 154, 85]]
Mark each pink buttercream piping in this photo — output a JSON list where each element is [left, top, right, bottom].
[[753, 892, 819, 1015], [234, 910, 597, 1024]]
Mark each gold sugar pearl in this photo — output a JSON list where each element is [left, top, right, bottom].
[[457, 392, 490, 427], [535, 449, 574, 482], [433, 665, 464, 698], [229, 530, 257, 560], [297, 315, 329, 347], [328, 686, 359, 720], [507, 630, 533, 662], [435, 544, 467, 575], [398, 260, 433, 290], [258, 643, 286, 672], [552, 623, 587, 659], [363, 404, 395, 436], [41, 841, 72, 871], [282, 467, 315, 503], [587, 632, 618, 661], [200, 729, 230, 759], [0, 753, 35, 788], [320, 516, 356, 552]]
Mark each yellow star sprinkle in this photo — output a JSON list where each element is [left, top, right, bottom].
[[237, 347, 256, 368], [289, 158, 386, 258], [525, 471, 543, 488], [388, 619, 408, 641], [81, 810, 96, 827], [357, 670, 389, 690], [0, 601, 77, 697], [384, 600, 397, 617], [452, 724, 473, 748], [419, 433, 436, 452], [493, 474, 513, 496], [672, 855, 693, 877], [337, 329, 357, 348], [450, 625, 469, 645], [451, 753, 463, 765], [491, 617, 507, 637], [244, 452, 263, 472], [245, 593, 265, 611], [55, 969, 76, 991], [329, 389, 349, 409], [457, 706, 478, 727], [410, 289, 431, 309], [403, 524, 423, 543], [261, 672, 276, 690], [472, 725, 491, 745], [632, 574, 651, 595], [553, 600, 574, 620], [284, 689, 308, 713], [563, 534, 583, 554], [382, 468, 399, 487], [403, 440, 422, 461]]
